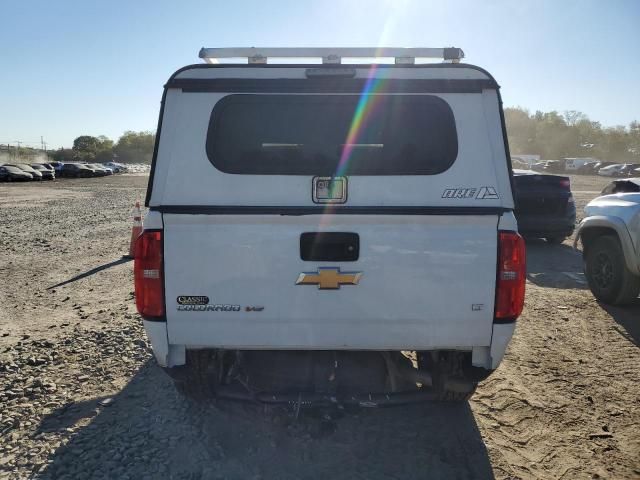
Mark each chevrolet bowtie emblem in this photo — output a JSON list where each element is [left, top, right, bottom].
[[296, 267, 362, 290]]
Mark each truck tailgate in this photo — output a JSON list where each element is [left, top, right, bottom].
[[163, 214, 499, 349]]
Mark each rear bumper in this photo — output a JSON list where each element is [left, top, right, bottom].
[[489, 322, 515, 369], [143, 320, 515, 371], [516, 211, 576, 238]]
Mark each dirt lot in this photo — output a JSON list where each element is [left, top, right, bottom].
[[0, 174, 639, 479]]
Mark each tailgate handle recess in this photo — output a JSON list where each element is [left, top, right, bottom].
[[300, 232, 359, 262]]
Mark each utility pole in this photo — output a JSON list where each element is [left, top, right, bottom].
[[41, 136, 44, 151]]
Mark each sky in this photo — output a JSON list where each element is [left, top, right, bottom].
[[1, 0, 639, 149]]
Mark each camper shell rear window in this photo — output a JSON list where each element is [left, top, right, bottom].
[[206, 94, 458, 175]]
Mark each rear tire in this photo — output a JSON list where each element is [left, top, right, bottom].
[[585, 235, 640, 305], [169, 350, 219, 400], [418, 351, 478, 402]]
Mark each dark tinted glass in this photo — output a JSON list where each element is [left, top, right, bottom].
[[207, 94, 457, 175]]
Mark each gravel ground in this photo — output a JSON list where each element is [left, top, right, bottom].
[[0, 174, 639, 479]]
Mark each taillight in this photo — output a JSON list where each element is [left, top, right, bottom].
[[559, 179, 571, 189], [134, 230, 165, 319], [495, 231, 526, 321]]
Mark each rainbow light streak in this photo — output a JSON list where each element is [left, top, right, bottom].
[[317, 63, 389, 230], [334, 63, 387, 178]]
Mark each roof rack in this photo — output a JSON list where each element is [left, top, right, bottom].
[[198, 47, 464, 65]]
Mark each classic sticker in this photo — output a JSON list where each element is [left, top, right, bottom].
[[177, 295, 209, 305], [176, 296, 260, 312]]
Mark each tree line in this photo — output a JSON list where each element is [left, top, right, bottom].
[[39, 109, 640, 166], [505, 108, 639, 162], [50, 131, 155, 164]]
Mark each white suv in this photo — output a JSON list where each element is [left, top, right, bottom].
[[134, 47, 525, 404]]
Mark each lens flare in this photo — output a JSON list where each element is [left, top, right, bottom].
[[318, 61, 389, 228], [335, 63, 387, 178]]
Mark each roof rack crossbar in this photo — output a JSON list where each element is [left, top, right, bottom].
[[198, 47, 464, 65]]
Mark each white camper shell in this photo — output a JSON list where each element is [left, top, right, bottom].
[[136, 48, 525, 404]]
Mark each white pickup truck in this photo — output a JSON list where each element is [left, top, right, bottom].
[[134, 47, 526, 404]]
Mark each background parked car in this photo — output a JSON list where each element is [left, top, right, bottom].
[[103, 161, 125, 173], [49, 161, 65, 174], [598, 164, 623, 177], [94, 163, 114, 175], [0, 165, 33, 181], [597, 161, 616, 168], [31, 163, 55, 180], [85, 163, 112, 176], [10, 164, 43, 180], [540, 160, 566, 173], [598, 163, 635, 177], [576, 161, 601, 175], [59, 163, 94, 178], [531, 160, 549, 171], [564, 158, 599, 172], [618, 164, 640, 177], [512, 169, 576, 244], [511, 157, 530, 169]]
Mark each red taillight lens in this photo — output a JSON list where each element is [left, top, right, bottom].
[[495, 231, 526, 321], [559, 179, 571, 189], [134, 230, 165, 318]]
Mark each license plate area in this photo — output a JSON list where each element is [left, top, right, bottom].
[[312, 176, 347, 204]]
